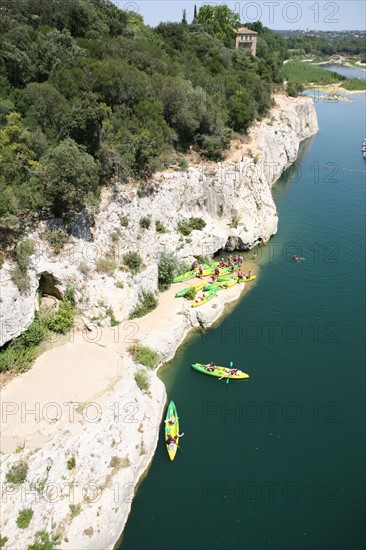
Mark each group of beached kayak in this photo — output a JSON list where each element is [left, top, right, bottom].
[[173, 255, 257, 307]]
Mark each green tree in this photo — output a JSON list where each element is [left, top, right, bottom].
[[0, 113, 45, 223], [62, 92, 110, 154], [34, 28, 85, 81], [196, 5, 240, 47], [21, 82, 68, 137], [44, 138, 99, 215]]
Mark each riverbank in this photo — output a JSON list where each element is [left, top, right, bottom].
[[0, 271, 255, 550], [0, 95, 319, 550]]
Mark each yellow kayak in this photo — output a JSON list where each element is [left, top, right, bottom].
[[165, 401, 179, 461], [191, 288, 218, 307], [191, 363, 249, 379], [219, 277, 238, 289]]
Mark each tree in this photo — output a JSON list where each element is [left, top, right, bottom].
[[44, 138, 99, 215], [34, 29, 85, 81], [62, 92, 110, 154], [0, 113, 45, 222], [182, 9, 187, 26], [196, 5, 240, 47], [21, 82, 68, 137]]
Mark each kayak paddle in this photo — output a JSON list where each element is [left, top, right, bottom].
[[226, 361, 234, 384]]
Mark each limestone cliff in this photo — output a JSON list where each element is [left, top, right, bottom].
[[0, 95, 318, 347]]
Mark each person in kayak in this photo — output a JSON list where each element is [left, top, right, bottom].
[[229, 262, 235, 273], [166, 433, 184, 445], [220, 257, 226, 267], [237, 270, 244, 281], [248, 271, 252, 279], [164, 412, 176, 426], [293, 255, 299, 262], [205, 362, 216, 372], [198, 264, 204, 278], [214, 265, 220, 277]]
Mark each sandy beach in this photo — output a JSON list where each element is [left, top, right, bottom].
[[0, 266, 255, 453]]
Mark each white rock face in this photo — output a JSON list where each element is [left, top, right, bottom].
[[0, 95, 318, 550], [0, 95, 318, 347]]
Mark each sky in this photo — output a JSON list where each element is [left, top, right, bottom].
[[112, 1, 366, 31]]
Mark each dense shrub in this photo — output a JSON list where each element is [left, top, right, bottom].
[[28, 530, 55, 550], [66, 456, 76, 470], [6, 461, 28, 484], [155, 220, 166, 233], [129, 343, 159, 368], [129, 291, 158, 319], [139, 216, 151, 229], [134, 368, 149, 392], [16, 508, 33, 529], [177, 217, 206, 236], [185, 286, 198, 300], [123, 251, 142, 274], [157, 251, 177, 291]]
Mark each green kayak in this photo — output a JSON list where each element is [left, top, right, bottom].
[[217, 274, 256, 283], [164, 400, 180, 461], [204, 277, 238, 291], [173, 262, 219, 283], [191, 363, 249, 379], [175, 281, 206, 298]]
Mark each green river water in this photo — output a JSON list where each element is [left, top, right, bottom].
[[118, 90, 366, 550]]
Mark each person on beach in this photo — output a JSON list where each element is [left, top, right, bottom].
[[198, 264, 204, 278], [220, 257, 226, 267], [214, 265, 220, 277], [238, 255, 243, 266], [191, 260, 198, 270], [227, 255, 232, 266], [210, 274, 217, 284], [233, 254, 238, 263], [229, 263, 235, 273]]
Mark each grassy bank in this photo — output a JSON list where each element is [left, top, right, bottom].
[[284, 61, 366, 91]]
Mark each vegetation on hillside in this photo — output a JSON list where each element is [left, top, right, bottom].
[[283, 32, 366, 57], [0, 0, 287, 241]]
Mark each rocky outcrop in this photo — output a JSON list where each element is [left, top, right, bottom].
[[0, 95, 318, 348]]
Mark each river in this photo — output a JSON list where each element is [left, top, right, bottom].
[[117, 91, 366, 550], [321, 63, 366, 81]]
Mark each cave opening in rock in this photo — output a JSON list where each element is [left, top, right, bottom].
[[38, 272, 63, 300]]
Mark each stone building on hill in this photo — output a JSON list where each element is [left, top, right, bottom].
[[235, 27, 258, 56]]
